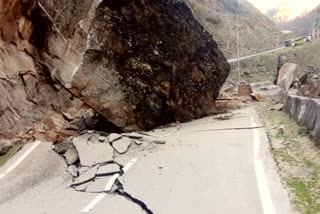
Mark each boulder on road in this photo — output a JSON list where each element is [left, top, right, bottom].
[[53, 0, 230, 131], [277, 63, 298, 91]]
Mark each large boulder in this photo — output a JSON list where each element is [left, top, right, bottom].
[[50, 0, 230, 130], [277, 63, 298, 91], [0, 0, 230, 144]]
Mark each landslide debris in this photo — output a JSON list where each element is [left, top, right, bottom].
[[0, 0, 230, 158]]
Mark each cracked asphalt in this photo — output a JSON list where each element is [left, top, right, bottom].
[[0, 107, 295, 214]]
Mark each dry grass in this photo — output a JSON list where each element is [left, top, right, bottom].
[[257, 102, 320, 214]]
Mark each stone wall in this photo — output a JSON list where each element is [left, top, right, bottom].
[[284, 95, 320, 138]]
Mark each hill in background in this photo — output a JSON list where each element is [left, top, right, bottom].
[[267, 3, 320, 36], [228, 38, 320, 83], [185, 0, 285, 58]]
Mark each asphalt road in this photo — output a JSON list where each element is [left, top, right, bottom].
[[228, 47, 285, 63], [0, 107, 295, 214]]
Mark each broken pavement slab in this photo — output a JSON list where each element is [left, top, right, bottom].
[[63, 144, 79, 165], [112, 137, 132, 154], [96, 163, 121, 176], [71, 165, 99, 187], [85, 176, 113, 193], [109, 133, 122, 143], [67, 165, 78, 177], [73, 134, 114, 166]]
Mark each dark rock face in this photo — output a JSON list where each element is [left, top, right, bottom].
[[68, 0, 230, 130]]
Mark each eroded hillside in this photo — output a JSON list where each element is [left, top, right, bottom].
[[185, 0, 285, 58]]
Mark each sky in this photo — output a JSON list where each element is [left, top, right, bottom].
[[247, 0, 319, 18]]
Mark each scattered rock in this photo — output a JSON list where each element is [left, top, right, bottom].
[[73, 134, 114, 166], [98, 136, 106, 143], [133, 140, 143, 145], [277, 126, 285, 136], [108, 133, 122, 143], [251, 93, 267, 102], [58, 138, 73, 150], [63, 144, 79, 165], [112, 137, 131, 154], [213, 113, 233, 120], [0, 142, 13, 156], [152, 140, 166, 145], [270, 104, 284, 111], [67, 165, 78, 177], [96, 163, 121, 176], [72, 165, 99, 187], [238, 84, 252, 97]]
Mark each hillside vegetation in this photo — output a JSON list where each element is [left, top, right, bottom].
[[228, 38, 320, 83], [185, 0, 286, 58]]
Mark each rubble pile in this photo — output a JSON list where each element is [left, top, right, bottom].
[[53, 132, 166, 193]]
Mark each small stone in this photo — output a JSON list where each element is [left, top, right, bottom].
[[121, 132, 144, 139], [134, 140, 143, 145], [63, 144, 79, 165], [112, 137, 131, 154], [277, 126, 285, 136], [67, 165, 78, 177], [213, 113, 233, 120], [52, 138, 72, 154], [108, 133, 122, 143], [88, 130, 94, 134], [96, 163, 121, 176], [152, 140, 166, 145], [273, 103, 284, 111], [98, 136, 106, 142], [0, 142, 12, 156], [72, 165, 99, 186]]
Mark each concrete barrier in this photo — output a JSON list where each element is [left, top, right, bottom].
[[284, 95, 320, 137]]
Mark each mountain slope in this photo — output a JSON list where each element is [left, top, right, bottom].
[[267, 4, 320, 36], [185, 0, 285, 58]]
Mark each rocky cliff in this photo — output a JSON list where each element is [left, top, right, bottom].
[[0, 0, 77, 142], [0, 0, 230, 145]]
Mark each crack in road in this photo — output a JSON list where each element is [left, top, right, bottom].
[[115, 181, 154, 214]]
